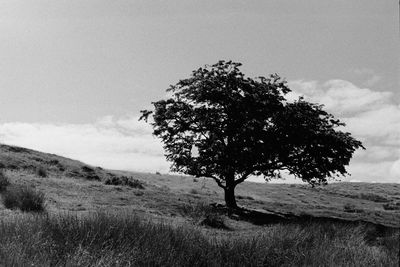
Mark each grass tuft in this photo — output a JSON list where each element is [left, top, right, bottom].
[[358, 193, 389, 203], [0, 170, 10, 192], [36, 166, 47, 178], [383, 202, 400, 211], [2, 185, 46, 212], [179, 202, 228, 229], [343, 203, 363, 213], [189, 188, 200, 194], [104, 176, 145, 189]]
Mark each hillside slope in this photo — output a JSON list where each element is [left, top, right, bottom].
[[0, 144, 399, 228], [0, 144, 114, 181]]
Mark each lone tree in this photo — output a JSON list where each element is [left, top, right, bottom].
[[140, 60, 364, 209]]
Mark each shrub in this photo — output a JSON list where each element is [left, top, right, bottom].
[[7, 164, 18, 170], [127, 179, 145, 189], [358, 193, 388, 203], [48, 159, 59, 165], [343, 203, 356, 213], [104, 176, 145, 189], [344, 203, 363, 213], [0, 170, 10, 192], [382, 202, 400, 211], [79, 166, 101, 180], [85, 174, 101, 181], [81, 166, 95, 173], [2, 186, 45, 212], [36, 166, 47, 178]]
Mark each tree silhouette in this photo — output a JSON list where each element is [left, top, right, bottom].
[[140, 60, 364, 209]]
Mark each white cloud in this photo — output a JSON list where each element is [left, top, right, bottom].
[[0, 117, 170, 173], [288, 79, 392, 115], [390, 159, 400, 182], [346, 161, 399, 183], [343, 105, 400, 145]]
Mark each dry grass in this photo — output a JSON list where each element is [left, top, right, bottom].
[[0, 211, 397, 266], [0, 170, 10, 192], [178, 202, 228, 229], [2, 185, 46, 212], [0, 144, 399, 266], [104, 176, 145, 189]]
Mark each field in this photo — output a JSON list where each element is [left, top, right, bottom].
[[0, 144, 399, 266]]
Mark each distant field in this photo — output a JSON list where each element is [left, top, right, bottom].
[[0, 144, 399, 266]]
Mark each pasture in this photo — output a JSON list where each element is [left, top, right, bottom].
[[0, 144, 399, 266]]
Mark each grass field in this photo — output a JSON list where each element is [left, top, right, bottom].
[[0, 144, 399, 266]]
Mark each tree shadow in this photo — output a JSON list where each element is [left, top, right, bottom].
[[210, 202, 398, 231]]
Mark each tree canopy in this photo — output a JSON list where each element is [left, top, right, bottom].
[[140, 60, 364, 208]]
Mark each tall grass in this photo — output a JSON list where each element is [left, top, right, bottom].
[[2, 186, 46, 212], [0, 211, 397, 266], [179, 202, 228, 229], [0, 170, 10, 192], [36, 166, 48, 178]]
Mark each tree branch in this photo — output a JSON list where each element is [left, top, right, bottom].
[[210, 175, 226, 189], [234, 170, 252, 186]]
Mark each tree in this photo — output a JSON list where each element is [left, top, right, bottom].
[[140, 60, 364, 209]]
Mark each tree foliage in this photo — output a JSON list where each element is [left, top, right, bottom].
[[140, 60, 364, 208]]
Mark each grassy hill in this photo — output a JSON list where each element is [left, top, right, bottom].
[[0, 144, 399, 266]]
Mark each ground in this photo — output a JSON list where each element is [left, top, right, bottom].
[[0, 143, 399, 229], [0, 144, 399, 266]]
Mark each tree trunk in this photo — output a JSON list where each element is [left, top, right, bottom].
[[224, 184, 237, 209]]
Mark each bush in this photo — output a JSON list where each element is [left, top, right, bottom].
[[48, 159, 59, 165], [382, 202, 400, 211], [343, 203, 356, 212], [81, 166, 95, 173], [36, 166, 47, 178], [344, 203, 363, 213], [84, 174, 101, 181], [358, 193, 388, 203], [104, 176, 145, 189], [2, 186, 45, 212], [0, 170, 10, 192]]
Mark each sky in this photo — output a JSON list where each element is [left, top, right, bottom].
[[0, 0, 399, 183]]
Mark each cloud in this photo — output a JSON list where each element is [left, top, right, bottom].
[[0, 117, 170, 173], [288, 79, 393, 115], [343, 105, 400, 146], [390, 159, 400, 182], [346, 161, 399, 183]]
